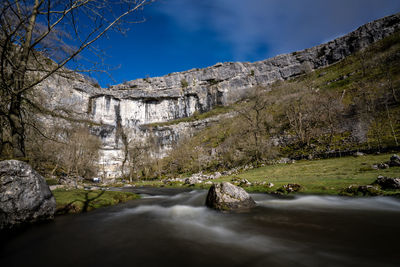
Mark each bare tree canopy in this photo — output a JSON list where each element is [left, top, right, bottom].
[[0, 0, 153, 159]]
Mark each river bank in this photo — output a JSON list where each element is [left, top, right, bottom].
[[48, 153, 400, 216], [52, 189, 140, 214], [1, 187, 400, 267]]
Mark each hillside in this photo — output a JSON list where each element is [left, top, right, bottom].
[[83, 12, 400, 180], [21, 12, 400, 182], [154, 30, 400, 177]]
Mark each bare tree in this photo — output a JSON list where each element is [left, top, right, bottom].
[[0, 0, 153, 159], [235, 86, 275, 163], [356, 48, 370, 77]]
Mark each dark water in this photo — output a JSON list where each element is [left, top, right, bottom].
[[1, 188, 400, 267]]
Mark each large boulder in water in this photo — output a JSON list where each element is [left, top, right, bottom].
[[205, 182, 256, 211], [0, 160, 56, 229]]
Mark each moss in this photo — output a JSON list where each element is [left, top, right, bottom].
[[53, 189, 140, 214], [45, 178, 59, 185], [181, 79, 189, 89], [207, 79, 220, 86]]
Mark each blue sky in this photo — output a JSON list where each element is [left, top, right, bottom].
[[82, 0, 400, 87]]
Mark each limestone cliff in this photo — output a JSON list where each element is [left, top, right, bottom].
[[39, 12, 400, 179]]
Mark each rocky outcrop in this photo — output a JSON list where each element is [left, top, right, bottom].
[[389, 154, 400, 167], [374, 176, 400, 190], [205, 182, 256, 211], [0, 160, 56, 229], [277, 184, 302, 194], [341, 185, 381, 196], [372, 163, 390, 170]]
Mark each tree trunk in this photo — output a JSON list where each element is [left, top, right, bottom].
[[1, 95, 26, 158], [385, 103, 399, 146]]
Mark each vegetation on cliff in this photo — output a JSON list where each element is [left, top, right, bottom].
[[147, 31, 400, 178]]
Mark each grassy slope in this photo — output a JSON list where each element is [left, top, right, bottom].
[[125, 153, 400, 196], [117, 34, 400, 196], [52, 189, 140, 214], [214, 153, 400, 195], [152, 31, 400, 177]]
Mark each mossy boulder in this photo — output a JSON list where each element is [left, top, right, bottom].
[[340, 185, 381, 196]]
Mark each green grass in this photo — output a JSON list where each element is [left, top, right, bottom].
[[52, 189, 140, 214], [129, 153, 399, 196], [121, 153, 400, 196], [211, 153, 400, 195]]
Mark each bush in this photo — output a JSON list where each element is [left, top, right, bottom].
[[181, 79, 188, 88]]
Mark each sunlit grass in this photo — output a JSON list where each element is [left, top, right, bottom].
[[52, 189, 140, 214], [212, 153, 400, 194]]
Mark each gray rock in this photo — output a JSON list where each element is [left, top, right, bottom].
[[184, 176, 202, 185], [278, 158, 292, 164], [372, 163, 390, 169], [239, 179, 252, 187], [266, 182, 274, 188], [278, 183, 302, 193], [342, 185, 381, 196], [210, 172, 222, 179], [49, 185, 66, 190], [205, 182, 256, 211], [278, 157, 296, 164], [389, 154, 400, 167], [353, 152, 365, 157], [0, 160, 56, 229], [374, 175, 400, 190]]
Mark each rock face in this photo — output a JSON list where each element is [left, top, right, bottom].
[[0, 160, 56, 229], [205, 182, 256, 211], [35, 13, 400, 179]]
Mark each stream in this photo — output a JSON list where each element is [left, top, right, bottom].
[[1, 187, 400, 267]]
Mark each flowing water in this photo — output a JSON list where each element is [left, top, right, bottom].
[[1, 188, 400, 267]]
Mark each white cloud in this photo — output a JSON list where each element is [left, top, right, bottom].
[[155, 0, 400, 61]]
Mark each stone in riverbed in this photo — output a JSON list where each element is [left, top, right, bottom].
[[0, 160, 56, 229], [205, 182, 256, 211]]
